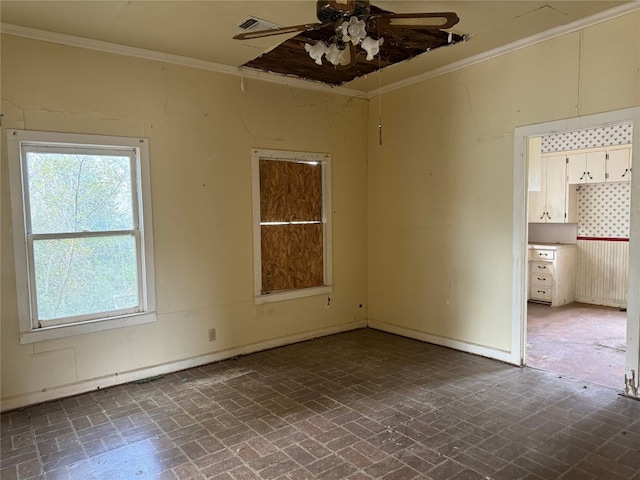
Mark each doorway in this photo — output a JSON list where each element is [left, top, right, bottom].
[[512, 107, 640, 398], [525, 130, 631, 389]]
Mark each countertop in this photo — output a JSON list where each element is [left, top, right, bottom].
[[528, 242, 576, 249]]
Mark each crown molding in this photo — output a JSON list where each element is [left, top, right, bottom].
[[0, 23, 368, 99], [2, 1, 638, 101], [366, 1, 640, 99]]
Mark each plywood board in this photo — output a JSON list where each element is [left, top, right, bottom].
[[261, 224, 324, 293], [260, 159, 322, 222]]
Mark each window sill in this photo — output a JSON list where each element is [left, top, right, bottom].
[[254, 286, 332, 305], [19, 312, 157, 344]]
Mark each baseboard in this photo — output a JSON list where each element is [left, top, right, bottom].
[[575, 297, 626, 309], [367, 318, 517, 365], [0, 320, 366, 412]]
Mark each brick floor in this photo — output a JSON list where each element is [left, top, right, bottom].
[[1, 329, 639, 479]]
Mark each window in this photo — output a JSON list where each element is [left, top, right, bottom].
[[252, 149, 332, 304], [7, 130, 156, 343]]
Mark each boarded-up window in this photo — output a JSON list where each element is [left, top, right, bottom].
[[252, 149, 332, 302]]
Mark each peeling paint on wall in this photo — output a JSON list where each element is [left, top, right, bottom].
[[624, 370, 639, 398]]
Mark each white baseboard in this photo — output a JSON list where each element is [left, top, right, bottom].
[[368, 318, 518, 365], [0, 320, 366, 412]]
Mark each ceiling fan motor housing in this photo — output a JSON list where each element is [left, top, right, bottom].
[[316, 0, 371, 23]]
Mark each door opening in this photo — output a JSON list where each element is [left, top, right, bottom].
[[527, 132, 630, 389], [512, 107, 640, 398]]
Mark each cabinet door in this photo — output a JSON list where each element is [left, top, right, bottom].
[[528, 154, 548, 221], [528, 137, 542, 191], [607, 147, 631, 182], [566, 184, 578, 223], [567, 150, 606, 184], [528, 190, 547, 221], [586, 151, 606, 183], [566, 152, 585, 184], [545, 154, 568, 222]]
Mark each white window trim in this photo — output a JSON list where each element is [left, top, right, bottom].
[[251, 148, 333, 305], [7, 130, 157, 343]]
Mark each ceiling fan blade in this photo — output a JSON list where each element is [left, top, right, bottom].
[[374, 12, 459, 30], [233, 23, 323, 40]]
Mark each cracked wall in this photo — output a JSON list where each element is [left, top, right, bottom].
[[367, 12, 640, 355], [2, 11, 639, 408], [0, 34, 369, 409]]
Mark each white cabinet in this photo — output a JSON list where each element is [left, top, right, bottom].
[[529, 144, 631, 224], [564, 145, 632, 184], [528, 244, 576, 307], [606, 145, 633, 183], [567, 151, 606, 184], [528, 153, 572, 223], [528, 137, 542, 191]]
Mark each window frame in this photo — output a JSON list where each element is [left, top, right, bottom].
[[251, 148, 332, 304], [7, 130, 157, 343]]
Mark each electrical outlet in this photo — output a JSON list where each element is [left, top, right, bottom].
[[208, 328, 216, 342]]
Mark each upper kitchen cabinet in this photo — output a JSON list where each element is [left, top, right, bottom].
[[529, 153, 573, 223], [567, 150, 606, 184], [606, 145, 633, 182]]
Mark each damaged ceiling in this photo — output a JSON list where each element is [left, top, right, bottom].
[[242, 5, 466, 86], [0, 1, 635, 92]]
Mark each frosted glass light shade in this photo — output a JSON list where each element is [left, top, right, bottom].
[[304, 41, 329, 65], [340, 16, 367, 45], [361, 36, 384, 61]]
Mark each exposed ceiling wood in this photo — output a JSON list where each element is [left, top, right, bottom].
[[243, 5, 465, 86]]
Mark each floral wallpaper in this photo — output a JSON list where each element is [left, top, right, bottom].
[[542, 123, 633, 153], [577, 182, 631, 238]]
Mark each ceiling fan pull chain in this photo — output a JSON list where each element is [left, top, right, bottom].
[[377, 19, 383, 147]]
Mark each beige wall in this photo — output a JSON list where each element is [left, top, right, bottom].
[[367, 12, 640, 353], [0, 35, 369, 408], [2, 12, 639, 409]]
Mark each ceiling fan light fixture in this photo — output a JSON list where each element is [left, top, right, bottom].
[[305, 40, 329, 65], [306, 15, 375, 66], [236, 1, 462, 76], [340, 16, 367, 45], [361, 35, 383, 61], [325, 43, 349, 66]]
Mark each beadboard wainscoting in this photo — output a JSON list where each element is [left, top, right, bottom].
[[574, 181, 630, 307], [575, 239, 629, 308]]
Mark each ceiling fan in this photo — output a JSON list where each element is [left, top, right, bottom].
[[234, 0, 460, 68]]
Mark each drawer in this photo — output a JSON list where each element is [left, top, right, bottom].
[[530, 285, 552, 301], [531, 249, 555, 260], [530, 273, 553, 287], [530, 262, 553, 275]]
